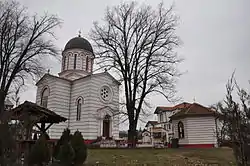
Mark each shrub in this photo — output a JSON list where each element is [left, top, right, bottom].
[[53, 128, 72, 158], [71, 131, 87, 165], [28, 134, 51, 166], [56, 142, 75, 166]]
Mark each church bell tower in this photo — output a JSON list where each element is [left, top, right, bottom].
[[58, 33, 94, 80]]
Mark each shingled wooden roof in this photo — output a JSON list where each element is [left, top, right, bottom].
[[9, 101, 67, 123]]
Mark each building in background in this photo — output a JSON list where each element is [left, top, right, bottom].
[[143, 102, 221, 148], [35, 34, 120, 142]]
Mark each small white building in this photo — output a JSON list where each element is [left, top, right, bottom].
[[170, 102, 220, 148], [35, 35, 120, 142], [141, 129, 151, 144], [142, 121, 166, 145], [153, 102, 221, 148]]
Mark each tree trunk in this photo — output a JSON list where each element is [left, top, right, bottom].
[[0, 90, 6, 122], [127, 121, 137, 148]]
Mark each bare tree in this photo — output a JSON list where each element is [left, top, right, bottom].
[[218, 73, 250, 166], [91, 1, 181, 147], [0, 0, 61, 119]]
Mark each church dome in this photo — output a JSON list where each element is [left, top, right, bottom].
[[64, 36, 93, 53]]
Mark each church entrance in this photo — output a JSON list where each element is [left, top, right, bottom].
[[103, 115, 111, 138]]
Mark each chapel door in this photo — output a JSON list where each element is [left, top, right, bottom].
[[103, 115, 110, 138]]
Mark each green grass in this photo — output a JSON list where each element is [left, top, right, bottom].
[[85, 148, 236, 166]]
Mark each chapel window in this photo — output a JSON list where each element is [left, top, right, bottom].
[[74, 54, 77, 69], [62, 56, 66, 70], [86, 56, 89, 71], [41, 87, 49, 108], [76, 97, 83, 121], [100, 86, 112, 102], [178, 121, 185, 139]]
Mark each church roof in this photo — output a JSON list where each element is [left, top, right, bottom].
[[73, 71, 121, 85], [36, 72, 121, 86], [35, 73, 71, 86], [64, 36, 93, 53]]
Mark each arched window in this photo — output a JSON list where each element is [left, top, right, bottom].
[[178, 121, 184, 139], [67, 55, 70, 69], [41, 87, 49, 108], [86, 56, 89, 71], [62, 56, 66, 70], [76, 97, 83, 121], [74, 54, 77, 69]]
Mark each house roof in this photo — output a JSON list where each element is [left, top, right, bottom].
[[154, 102, 191, 114], [145, 121, 158, 127], [8, 101, 67, 123], [169, 102, 221, 120]]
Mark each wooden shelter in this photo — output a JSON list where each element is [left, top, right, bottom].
[[8, 101, 67, 139]]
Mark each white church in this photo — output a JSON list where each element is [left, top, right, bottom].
[[35, 34, 120, 141]]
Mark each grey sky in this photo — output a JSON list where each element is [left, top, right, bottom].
[[16, 0, 250, 126]]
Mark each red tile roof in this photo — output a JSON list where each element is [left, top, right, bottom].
[[170, 103, 220, 119], [154, 102, 191, 114]]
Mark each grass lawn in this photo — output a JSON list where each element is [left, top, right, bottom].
[[85, 148, 236, 166]]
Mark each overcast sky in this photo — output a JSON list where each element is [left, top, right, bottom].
[[16, 0, 250, 126]]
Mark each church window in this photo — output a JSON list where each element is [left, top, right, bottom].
[[74, 54, 77, 69], [62, 56, 66, 70], [86, 56, 89, 71], [178, 121, 184, 139], [67, 56, 70, 69], [41, 87, 49, 108], [100, 86, 112, 102], [76, 97, 83, 121]]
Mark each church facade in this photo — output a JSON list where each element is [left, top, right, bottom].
[[35, 35, 120, 141]]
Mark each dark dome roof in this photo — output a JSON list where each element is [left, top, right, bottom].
[[64, 36, 93, 53]]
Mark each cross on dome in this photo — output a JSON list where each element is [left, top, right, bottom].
[[78, 30, 81, 37]]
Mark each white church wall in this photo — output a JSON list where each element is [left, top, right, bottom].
[[48, 78, 71, 138], [88, 73, 119, 139], [70, 76, 95, 139], [36, 75, 71, 139], [68, 73, 119, 140]]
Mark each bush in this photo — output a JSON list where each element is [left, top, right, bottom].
[[53, 128, 71, 158], [28, 134, 51, 166], [54, 129, 88, 166], [71, 131, 87, 165], [56, 142, 75, 166]]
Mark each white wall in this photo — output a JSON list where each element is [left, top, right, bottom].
[[186, 116, 217, 145], [36, 75, 71, 139], [69, 72, 119, 140], [142, 132, 151, 143], [172, 116, 217, 145], [172, 118, 189, 145], [36, 72, 119, 140]]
